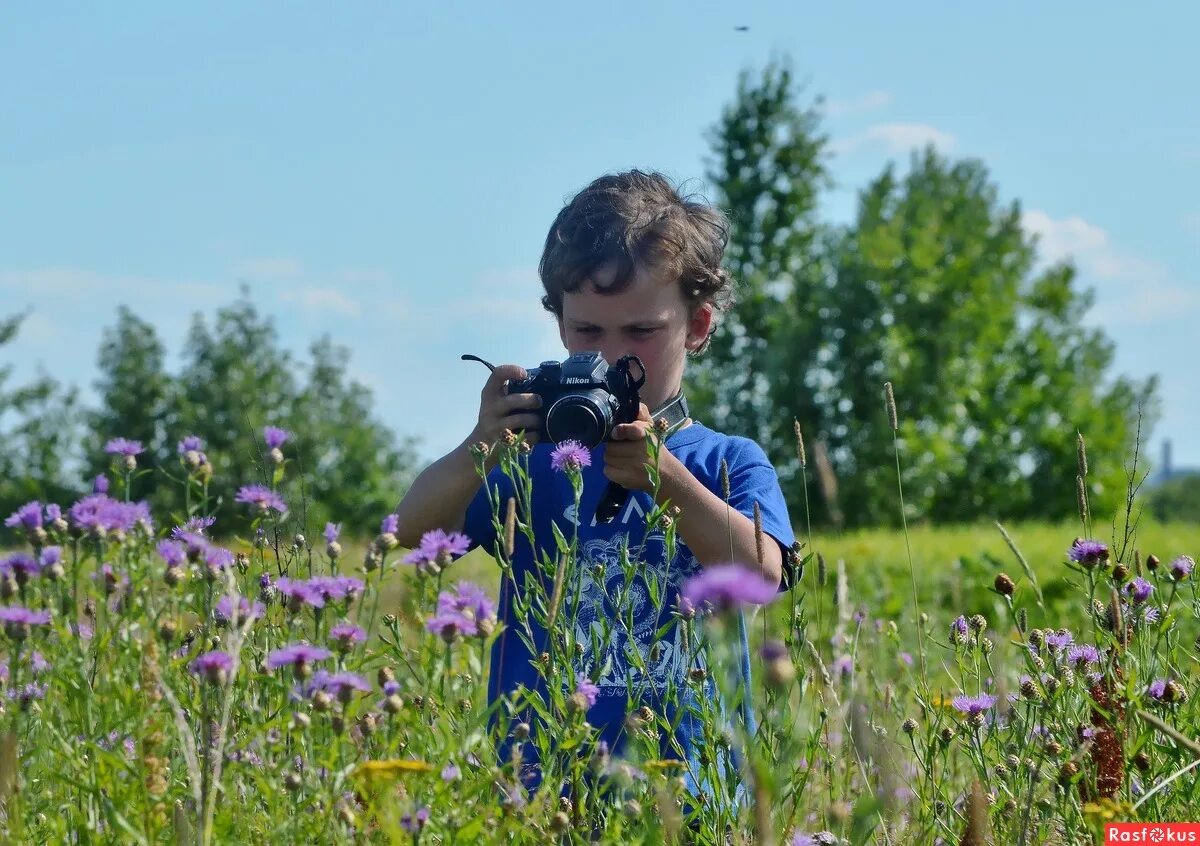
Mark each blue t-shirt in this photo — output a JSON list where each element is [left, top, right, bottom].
[[463, 422, 794, 795]]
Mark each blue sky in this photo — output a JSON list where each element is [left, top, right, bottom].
[[3, 2, 1198, 474]]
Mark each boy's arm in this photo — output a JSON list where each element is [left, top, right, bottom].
[[604, 407, 784, 589], [393, 364, 542, 549]]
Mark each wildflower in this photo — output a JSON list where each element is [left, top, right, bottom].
[[1067, 644, 1101, 668], [437, 582, 497, 636], [172, 516, 216, 538], [1169, 555, 1194, 581], [441, 763, 461, 782], [550, 440, 591, 472], [276, 577, 323, 611], [1044, 630, 1075, 653], [105, 438, 144, 470], [0, 552, 42, 585], [680, 563, 778, 613], [267, 643, 332, 679], [263, 425, 291, 450], [308, 670, 371, 704], [1125, 577, 1153, 604], [400, 808, 430, 834], [1068, 539, 1110, 569], [329, 623, 366, 651], [308, 575, 364, 604], [234, 484, 288, 516], [404, 528, 471, 571], [4, 502, 44, 539], [1146, 678, 1188, 705], [324, 522, 342, 558], [573, 673, 600, 710], [677, 596, 696, 620], [426, 611, 476, 641], [70, 494, 152, 538], [203, 545, 235, 575], [792, 834, 841, 846], [951, 693, 996, 726], [761, 639, 796, 687], [214, 595, 265, 625], [950, 615, 971, 645], [156, 540, 187, 569], [93, 474, 110, 494], [178, 435, 204, 453], [0, 605, 52, 639], [190, 651, 235, 685]]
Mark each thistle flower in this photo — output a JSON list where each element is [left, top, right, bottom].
[[400, 808, 429, 834], [0, 605, 52, 639], [308, 670, 371, 704], [307, 576, 364, 604], [436, 582, 497, 635], [93, 474, 109, 494], [1125, 577, 1153, 604], [263, 426, 291, 450], [1066, 644, 1101, 668], [426, 611, 476, 641], [951, 693, 996, 725], [70, 494, 153, 537], [550, 440, 591, 473], [329, 623, 366, 651], [105, 438, 144, 457], [404, 529, 472, 571], [1044, 630, 1075, 652], [178, 435, 204, 453], [190, 650, 235, 685], [214, 595, 265, 625], [267, 643, 332, 678], [4, 501, 42, 532], [950, 615, 971, 645], [1169, 555, 1194, 581], [276, 578, 325, 610], [574, 673, 600, 709], [0, 553, 43, 584], [1068, 539, 1109, 569], [441, 763, 461, 782], [234, 485, 288, 516], [680, 564, 778, 613], [323, 522, 341, 544]]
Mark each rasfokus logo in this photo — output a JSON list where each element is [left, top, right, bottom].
[[1106, 824, 1200, 842]]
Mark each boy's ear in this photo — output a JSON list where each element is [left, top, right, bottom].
[[685, 302, 714, 352]]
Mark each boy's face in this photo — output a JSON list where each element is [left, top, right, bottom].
[[557, 261, 713, 411]]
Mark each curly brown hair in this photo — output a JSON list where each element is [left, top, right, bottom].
[[538, 170, 734, 354]]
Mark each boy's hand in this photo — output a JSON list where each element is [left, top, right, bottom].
[[604, 403, 683, 492], [467, 364, 542, 450]]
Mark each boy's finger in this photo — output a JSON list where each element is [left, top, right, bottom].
[[486, 364, 527, 395]]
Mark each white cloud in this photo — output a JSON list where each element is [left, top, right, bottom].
[[1022, 209, 1200, 326], [823, 90, 892, 118], [281, 287, 361, 317], [231, 257, 304, 281], [830, 122, 957, 156]]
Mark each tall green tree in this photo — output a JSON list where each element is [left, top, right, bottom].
[[694, 63, 1158, 527], [0, 312, 81, 520]]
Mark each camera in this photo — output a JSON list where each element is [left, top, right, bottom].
[[504, 352, 645, 448]]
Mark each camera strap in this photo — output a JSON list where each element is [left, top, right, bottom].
[[649, 391, 690, 429]]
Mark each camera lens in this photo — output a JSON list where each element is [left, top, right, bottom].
[[546, 392, 611, 448]]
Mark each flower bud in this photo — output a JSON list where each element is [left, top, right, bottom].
[[901, 718, 918, 734], [269, 447, 285, 465], [994, 573, 1015, 597], [383, 694, 403, 715], [284, 771, 302, 792], [312, 691, 333, 712]]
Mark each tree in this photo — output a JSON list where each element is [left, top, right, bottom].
[[694, 63, 1158, 527], [0, 312, 82, 520]]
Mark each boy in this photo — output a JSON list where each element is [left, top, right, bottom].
[[393, 169, 794, 804]]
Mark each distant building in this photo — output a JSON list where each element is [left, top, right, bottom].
[[1150, 439, 1200, 486]]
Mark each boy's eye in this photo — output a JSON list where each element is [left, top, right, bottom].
[[630, 327, 656, 337], [576, 327, 601, 336]]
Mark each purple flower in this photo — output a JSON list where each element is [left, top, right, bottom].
[[235, 484, 288, 516], [263, 426, 291, 450], [178, 435, 205, 454], [403, 529, 472, 568], [190, 651, 235, 684], [680, 564, 778, 612], [45, 504, 62, 524], [0, 606, 52, 638], [276, 578, 324, 610], [1147, 679, 1168, 700], [426, 611, 476, 641], [1044, 630, 1075, 652], [308, 671, 370, 702], [4, 501, 42, 531], [93, 475, 109, 494], [383, 680, 400, 696], [1067, 644, 1101, 668], [950, 615, 970, 643], [759, 640, 788, 661], [323, 522, 341, 544], [70, 494, 151, 536], [307, 575, 364, 604], [266, 643, 332, 671], [831, 655, 853, 677], [329, 623, 366, 650], [550, 439, 592, 472], [1125, 577, 1154, 604], [441, 762, 461, 782], [104, 438, 144, 457], [157, 540, 187, 568], [204, 545, 234, 572], [899, 652, 914, 667], [1067, 539, 1109, 568], [1170, 555, 1194, 581], [172, 516, 216, 537], [575, 673, 600, 709], [0, 553, 42, 582], [400, 807, 429, 834], [379, 513, 399, 535], [951, 693, 997, 719], [214, 595, 265, 624], [437, 582, 496, 630], [38, 547, 61, 569]]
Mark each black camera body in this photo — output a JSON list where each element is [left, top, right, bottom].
[[507, 352, 645, 449]]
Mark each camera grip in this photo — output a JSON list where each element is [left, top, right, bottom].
[[596, 480, 628, 524]]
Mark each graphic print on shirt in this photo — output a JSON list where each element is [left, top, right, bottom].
[[563, 529, 700, 698]]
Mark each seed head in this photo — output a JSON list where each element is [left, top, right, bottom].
[[901, 718, 918, 734], [883, 382, 898, 430]]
